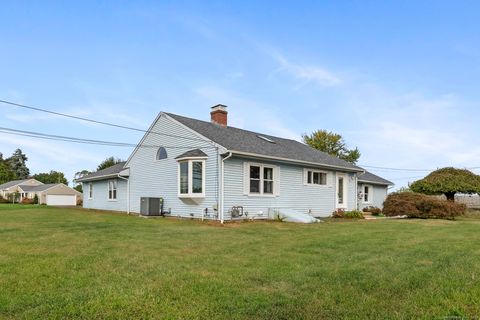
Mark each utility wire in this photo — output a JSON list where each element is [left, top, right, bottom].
[[2, 99, 479, 172], [0, 127, 215, 149], [0, 99, 211, 144]]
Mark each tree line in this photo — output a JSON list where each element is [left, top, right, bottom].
[[0, 149, 124, 193]]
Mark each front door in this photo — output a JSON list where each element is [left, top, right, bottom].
[[336, 174, 348, 209]]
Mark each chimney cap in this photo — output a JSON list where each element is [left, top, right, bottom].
[[211, 104, 228, 112]]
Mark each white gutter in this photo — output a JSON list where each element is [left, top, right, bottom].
[[220, 152, 233, 224], [117, 175, 130, 214]]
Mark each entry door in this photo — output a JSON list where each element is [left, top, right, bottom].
[[336, 174, 348, 209]]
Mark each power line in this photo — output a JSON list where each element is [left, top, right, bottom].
[[0, 99, 210, 144], [361, 164, 480, 172], [0, 127, 215, 149], [359, 165, 434, 172]]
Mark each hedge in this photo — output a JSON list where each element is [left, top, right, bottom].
[[383, 192, 466, 219]]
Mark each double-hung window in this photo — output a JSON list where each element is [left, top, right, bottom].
[[108, 180, 117, 200], [305, 169, 327, 185], [178, 159, 206, 198], [245, 162, 278, 196]]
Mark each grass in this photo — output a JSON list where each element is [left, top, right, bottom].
[[1, 205, 480, 319]]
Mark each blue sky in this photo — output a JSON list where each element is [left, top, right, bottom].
[[1, 1, 479, 188]]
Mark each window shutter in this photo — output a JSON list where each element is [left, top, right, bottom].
[[243, 162, 249, 195], [274, 166, 281, 196], [303, 168, 308, 185]]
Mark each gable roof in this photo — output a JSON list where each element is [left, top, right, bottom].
[[76, 162, 127, 182], [0, 179, 32, 190], [166, 113, 363, 172], [175, 149, 208, 159], [18, 183, 82, 194], [19, 184, 60, 192], [358, 171, 394, 186]]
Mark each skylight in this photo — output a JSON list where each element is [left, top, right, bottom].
[[256, 135, 276, 144]]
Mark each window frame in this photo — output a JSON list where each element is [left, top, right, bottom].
[[156, 147, 168, 160], [362, 184, 373, 204], [177, 158, 206, 198], [246, 162, 277, 197], [108, 179, 117, 201], [88, 182, 93, 199], [304, 169, 328, 186]]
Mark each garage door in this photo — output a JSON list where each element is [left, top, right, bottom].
[[46, 195, 76, 206]]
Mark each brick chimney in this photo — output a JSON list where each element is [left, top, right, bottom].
[[210, 104, 228, 127]]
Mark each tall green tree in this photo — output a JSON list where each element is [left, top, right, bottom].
[[73, 169, 91, 193], [410, 167, 480, 201], [302, 130, 361, 164], [33, 171, 68, 184], [97, 157, 123, 171], [74, 170, 91, 182], [6, 149, 29, 179], [0, 161, 16, 185]]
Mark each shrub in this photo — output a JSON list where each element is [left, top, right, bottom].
[[20, 198, 34, 205], [332, 209, 345, 218], [344, 210, 364, 219], [383, 192, 466, 220], [362, 206, 382, 215], [76, 198, 83, 206], [332, 209, 364, 219], [33, 194, 39, 205], [0, 196, 9, 204]]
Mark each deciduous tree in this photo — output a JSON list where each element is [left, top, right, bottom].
[[302, 130, 361, 164], [410, 167, 480, 201]]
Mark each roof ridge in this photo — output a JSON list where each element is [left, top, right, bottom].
[[165, 112, 302, 143]]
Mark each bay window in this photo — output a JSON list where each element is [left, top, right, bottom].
[[178, 159, 205, 198]]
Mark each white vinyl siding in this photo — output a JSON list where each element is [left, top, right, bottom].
[[358, 184, 389, 210], [83, 179, 128, 212], [226, 157, 356, 219], [124, 114, 223, 218]]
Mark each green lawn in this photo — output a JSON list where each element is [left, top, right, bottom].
[[1, 205, 480, 319]]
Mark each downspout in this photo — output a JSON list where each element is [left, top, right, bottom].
[[117, 175, 130, 214], [220, 152, 233, 224]]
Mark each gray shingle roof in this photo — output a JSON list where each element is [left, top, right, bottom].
[[76, 162, 127, 182], [0, 179, 31, 190], [175, 149, 208, 159], [19, 184, 59, 192], [166, 113, 363, 171], [358, 171, 393, 186]]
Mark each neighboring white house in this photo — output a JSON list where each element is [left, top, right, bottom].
[[357, 171, 393, 210], [78, 105, 393, 221], [0, 178, 82, 206]]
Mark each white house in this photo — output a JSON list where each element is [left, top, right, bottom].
[[0, 178, 82, 205], [78, 105, 393, 221]]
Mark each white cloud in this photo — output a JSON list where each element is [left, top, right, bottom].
[[260, 46, 342, 87]]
